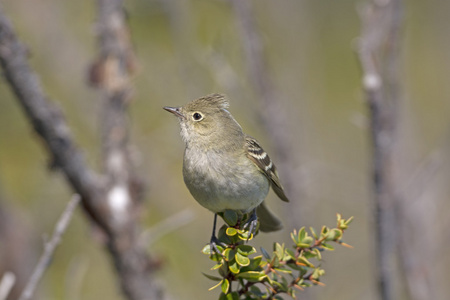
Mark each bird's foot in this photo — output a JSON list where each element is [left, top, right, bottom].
[[242, 209, 258, 242], [209, 235, 226, 257]]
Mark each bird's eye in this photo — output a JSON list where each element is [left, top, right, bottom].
[[192, 112, 203, 121]]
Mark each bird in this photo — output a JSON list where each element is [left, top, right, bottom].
[[164, 93, 289, 248]]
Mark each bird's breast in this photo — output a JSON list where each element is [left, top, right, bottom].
[[182, 147, 269, 213]]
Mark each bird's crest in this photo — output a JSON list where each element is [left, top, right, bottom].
[[186, 93, 230, 111]]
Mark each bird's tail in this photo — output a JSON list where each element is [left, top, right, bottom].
[[257, 201, 283, 232]]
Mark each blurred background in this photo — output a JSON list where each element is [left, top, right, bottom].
[[0, 0, 449, 299]]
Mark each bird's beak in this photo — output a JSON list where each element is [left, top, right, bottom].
[[163, 106, 185, 119]]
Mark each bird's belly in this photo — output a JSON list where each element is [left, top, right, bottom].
[[183, 153, 269, 213]]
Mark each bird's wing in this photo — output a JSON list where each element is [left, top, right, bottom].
[[245, 135, 289, 202]]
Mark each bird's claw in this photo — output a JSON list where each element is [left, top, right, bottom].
[[242, 210, 258, 242], [209, 235, 226, 257]]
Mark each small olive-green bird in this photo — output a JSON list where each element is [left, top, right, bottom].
[[164, 93, 289, 244]]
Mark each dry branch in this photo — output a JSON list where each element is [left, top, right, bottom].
[[0, 272, 15, 300], [90, 1, 164, 299], [0, 7, 110, 234], [0, 4, 164, 300], [18, 195, 80, 300], [230, 0, 304, 221], [356, 0, 403, 299]]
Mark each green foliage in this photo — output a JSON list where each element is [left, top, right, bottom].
[[202, 213, 354, 299]]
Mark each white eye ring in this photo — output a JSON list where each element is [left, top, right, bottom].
[[192, 112, 203, 121]]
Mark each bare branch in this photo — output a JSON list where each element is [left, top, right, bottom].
[[90, 1, 164, 299], [0, 7, 111, 234], [0, 6, 164, 300], [230, 0, 305, 222], [356, 0, 403, 299], [91, 0, 140, 233], [18, 195, 80, 300], [140, 209, 195, 247], [0, 272, 16, 300]]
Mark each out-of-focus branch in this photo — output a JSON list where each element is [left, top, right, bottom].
[[0, 5, 164, 300], [140, 209, 195, 247], [18, 195, 80, 300], [230, 0, 304, 220], [0, 272, 15, 300], [92, 0, 140, 231], [0, 191, 35, 300], [90, 1, 164, 299], [356, 1, 403, 299], [0, 7, 110, 234]]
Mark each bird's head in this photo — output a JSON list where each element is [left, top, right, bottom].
[[164, 93, 244, 149]]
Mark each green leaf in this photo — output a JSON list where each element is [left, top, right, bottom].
[[325, 228, 342, 241], [274, 243, 284, 260], [312, 267, 325, 280], [312, 248, 322, 260], [271, 254, 280, 268], [208, 280, 223, 291], [284, 248, 296, 260], [298, 241, 312, 248], [321, 243, 335, 251], [217, 225, 233, 244], [223, 248, 236, 262], [297, 256, 315, 268], [295, 227, 313, 248], [240, 256, 263, 273], [310, 226, 318, 239], [201, 272, 222, 281], [291, 230, 299, 244], [288, 287, 296, 298], [274, 267, 292, 274], [260, 247, 271, 260], [221, 278, 230, 294], [226, 292, 239, 300], [218, 265, 229, 278], [236, 271, 266, 282], [271, 280, 284, 290], [235, 252, 250, 266], [226, 227, 238, 236], [202, 244, 211, 255], [320, 226, 329, 237], [236, 244, 256, 256], [238, 231, 252, 241], [286, 261, 306, 272], [249, 285, 265, 298], [223, 210, 238, 226], [298, 227, 306, 241], [229, 261, 240, 274], [211, 263, 223, 270], [302, 236, 314, 246], [280, 275, 289, 291]]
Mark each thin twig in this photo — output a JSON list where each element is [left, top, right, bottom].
[[0, 272, 16, 300], [18, 195, 81, 300], [140, 209, 195, 247]]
